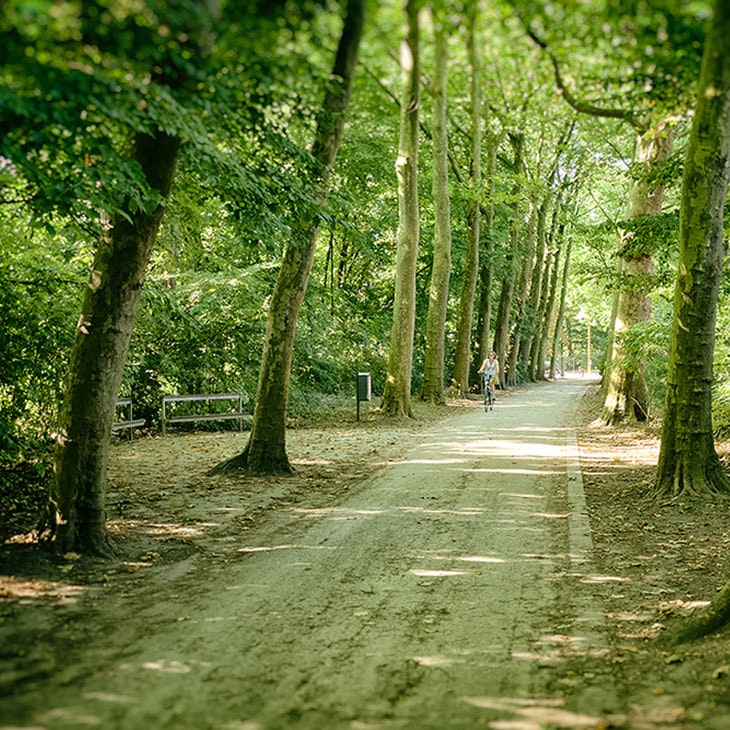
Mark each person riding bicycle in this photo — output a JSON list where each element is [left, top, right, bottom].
[[478, 351, 500, 399]]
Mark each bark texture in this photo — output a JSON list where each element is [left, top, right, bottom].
[[381, 0, 420, 417], [451, 4, 482, 394], [50, 133, 181, 555], [492, 133, 524, 389], [419, 8, 450, 405], [476, 139, 498, 365], [602, 125, 674, 423], [655, 0, 730, 497], [211, 0, 365, 474]]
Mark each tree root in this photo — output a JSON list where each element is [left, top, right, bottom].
[[659, 583, 730, 647]]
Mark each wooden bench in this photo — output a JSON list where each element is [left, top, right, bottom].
[[112, 399, 146, 441], [161, 393, 246, 436]]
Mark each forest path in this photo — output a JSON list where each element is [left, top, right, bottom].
[[4, 379, 626, 730]]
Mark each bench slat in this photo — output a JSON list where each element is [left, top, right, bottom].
[[162, 393, 246, 435], [167, 413, 244, 424], [112, 419, 146, 430]]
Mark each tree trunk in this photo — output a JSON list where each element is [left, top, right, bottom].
[[451, 4, 482, 395], [381, 0, 421, 417], [521, 196, 550, 380], [492, 133, 524, 389], [602, 123, 675, 424], [211, 0, 365, 473], [476, 138, 498, 365], [419, 8, 450, 405], [550, 234, 572, 379], [49, 132, 181, 556], [507, 195, 538, 386], [529, 198, 562, 381], [655, 0, 730, 498]]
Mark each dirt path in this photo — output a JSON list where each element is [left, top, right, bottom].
[[2, 379, 635, 730]]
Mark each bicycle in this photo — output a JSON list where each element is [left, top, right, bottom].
[[483, 377, 494, 411]]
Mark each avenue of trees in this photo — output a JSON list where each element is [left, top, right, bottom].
[[2, 0, 730, 561]]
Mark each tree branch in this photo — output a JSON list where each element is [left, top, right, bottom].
[[526, 28, 647, 134]]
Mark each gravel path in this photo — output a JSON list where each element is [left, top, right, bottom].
[[3, 379, 624, 730]]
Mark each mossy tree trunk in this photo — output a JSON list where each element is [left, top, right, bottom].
[[655, 0, 730, 498], [419, 6, 450, 406], [381, 0, 421, 417], [211, 0, 365, 474], [602, 124, 674, 424]]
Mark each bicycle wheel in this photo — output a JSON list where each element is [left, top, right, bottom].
[[483, 380, 489, 411], [486, 383, 493, 411]]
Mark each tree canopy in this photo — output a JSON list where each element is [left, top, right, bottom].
[[2, 0, 730, 550]]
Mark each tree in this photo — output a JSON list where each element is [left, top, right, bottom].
[[492, 132, 525, 389], [476, 134, 499, 366], [210, 0, 366, 475], [525, 14, 695, 421], [601, 122, 676, 423], [46, 1, 220, 555], [419, 4, 451, 405], [655, 0, 730, 499], [380, 0, 421, 417], [451, 1, 482, 395]]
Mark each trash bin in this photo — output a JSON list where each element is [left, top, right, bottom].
[[357, 372, 371, 402]]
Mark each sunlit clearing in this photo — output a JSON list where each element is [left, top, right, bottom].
[[138, 522, 214, 538], [457, 555, 507, 564], [580, 574, 629, 584], [142, 660, 190, 673], [612, 610, 656, 622], [400, 506, 485, 516], [472, 439, 569, 458], [83, 692, 133, 704], [500, 493, 546, 500], [425, 554, 506, 564], [0, 575, 86, 603], [463, 696, 604, 729], [412, 655, 455, 667], [472, 467, 562, 476], [405, 458, 468, 465], [536, 634, 590, 647], [410, 569, 473, 577], [290, 507, 387, 518], [238, 544, 335, 553]]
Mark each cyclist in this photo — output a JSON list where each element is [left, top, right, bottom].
[[478, 351, 500, 403]]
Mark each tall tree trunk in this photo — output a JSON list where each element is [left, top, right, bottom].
[[419, 7, 450, 405], [492, 132, 524, 389], [528, 205, 559, 381], [655, 0, 730, 498], [602, 123, 675, 424], [212, 0, 365, 473], [507, 195, 538, 386], [47, 3, 218, 555], [600, 285, 621, 394], [451, 4, 482, 395], [550, 234, 572, 379], [49, 133, 181, 556], [476, 138, 498, 365], [381, 0, 420, 417]]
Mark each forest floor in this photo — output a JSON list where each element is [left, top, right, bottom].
[[2, 378, 730, 729]]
